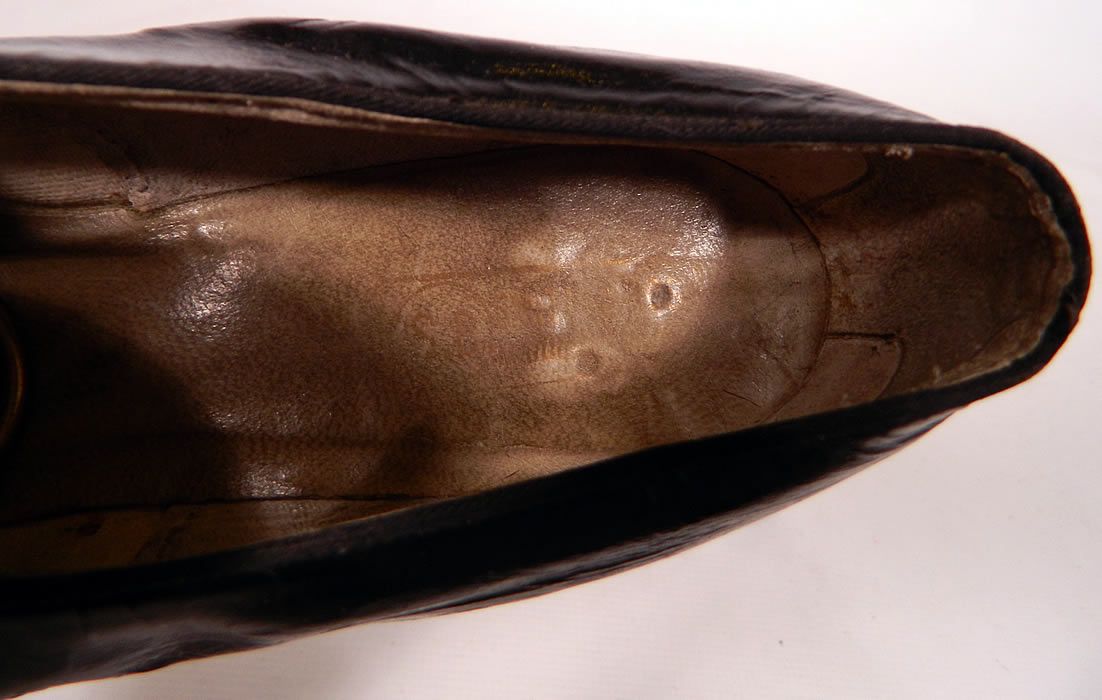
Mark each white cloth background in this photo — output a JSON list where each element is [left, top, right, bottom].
[[3, 2, 1099, 697]]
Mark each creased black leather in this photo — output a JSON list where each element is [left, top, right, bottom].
[[0, 19, 1090, 698], [0, 19, 933, 137]]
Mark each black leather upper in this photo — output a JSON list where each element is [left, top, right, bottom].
[[0, 19, 932, 137]]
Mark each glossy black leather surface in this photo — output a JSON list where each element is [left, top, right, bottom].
[[0, 20, 1090, 698], [0, 20, 931, 135]]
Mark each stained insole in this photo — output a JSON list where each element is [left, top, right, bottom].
[[0, 147, 833, 570]]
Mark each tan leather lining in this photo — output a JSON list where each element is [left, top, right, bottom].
[[0, 88, 1073, 574]]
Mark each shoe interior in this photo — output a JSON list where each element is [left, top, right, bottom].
[[0, 84, 1074, 574]]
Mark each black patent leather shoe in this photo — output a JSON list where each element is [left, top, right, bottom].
[[0, 19, 1089, 697]]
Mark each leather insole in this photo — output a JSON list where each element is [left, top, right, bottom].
[[0, 95, 1071, 573]]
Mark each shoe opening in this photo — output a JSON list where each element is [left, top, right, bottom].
[[0, 84, 1076, 574]]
